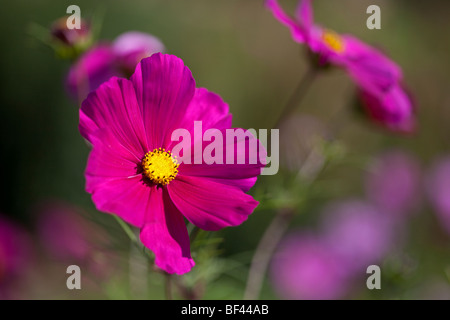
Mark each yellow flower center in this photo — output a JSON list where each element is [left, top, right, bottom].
[[322, 29, 345, 53], [141, 148, 179, 185]]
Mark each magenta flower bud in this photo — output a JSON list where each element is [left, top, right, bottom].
[[426, 157, 450, 235], [271, 234, 347, 300], [366, 150, 421, 219], [359, 85, 415, 133], [112, 31, 165, 76], [50, 17, 91, 48]]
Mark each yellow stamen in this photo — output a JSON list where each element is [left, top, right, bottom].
[[322, 29, 345, 53], [141, 148, 179, 185]]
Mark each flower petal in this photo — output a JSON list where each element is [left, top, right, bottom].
[[90, 176, 150, 228], [112, 31, 165, 75], [84, 129, 140, 189], [343, 35, 403, 95], [426, 158, 450, 235], [67, 45, 120, 101], [183, 87, 232, 132], [167, 87, 232, 151], [295, 0, 314, 31], [140, 187, 195, 275], [359, 84, 415, 133], [80, 77, 149, 157], [131, 53, 196, 149], [168, 175, 259, 231], [266, 0, 307, 43], [177, 127, 266, 192], [165, 88, 265, 192], [83, 128, 148, 227]]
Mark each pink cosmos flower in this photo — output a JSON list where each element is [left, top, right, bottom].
[[426, 157, 450, 235], [0, 215, 32, 299], [272, 201, 395, 299], [366, 151, 421, 220], [79, 53, 265, 274], [112, 31, 165, 76], [36, 201, 113, 278], [67, 44, 119, 101], [322, 200, 393, 273], [271, 234, 347, 300], [67, 31, 164, 101], [266, 0, 415, 132]]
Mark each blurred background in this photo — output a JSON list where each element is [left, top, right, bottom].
[[0, 0, 449, 299]]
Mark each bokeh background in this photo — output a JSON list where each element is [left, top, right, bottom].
[[1, 0, 450, 299]]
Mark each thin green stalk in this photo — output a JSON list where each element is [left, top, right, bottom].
[[165, 273, 173, 300], [244, 66, 322, 300], [113, 214, 138, 244], [243, 209, 293, 300], [274, 65, 319, 128]]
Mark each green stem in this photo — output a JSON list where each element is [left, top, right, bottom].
[[274, 65, 319, 128], [113, 215, 138, 244], [243, 65, 321, 300], [165, 273, 173, 300], [243, 209, 294, 300], [189, 225, 201, 244]]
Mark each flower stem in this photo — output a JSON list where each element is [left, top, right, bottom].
[[189, 225, 201, 244], [244, 65, 321, 300], [113, 215, 154, 262], [113, 215, 138, 244], [274, 65, 319, 128], [165, 273, 173, 300], [244, 208, 294, 300]]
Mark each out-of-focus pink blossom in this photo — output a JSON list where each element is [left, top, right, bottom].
[[36, 201, 113, 278], [266, 0, 415, 132], [67, 31, 164, 102], [322, 200, 393, 274], [112, 31, 165, 76], [426, 157, 450, 235], [66, 44, 119, 101], [271, 235, 347, 300], [271, 200, 398, 299], [366, 151, 422, 220], [0, 215, 32, 299]]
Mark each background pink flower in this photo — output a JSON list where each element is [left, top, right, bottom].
[[426, 157, 450, 235], [321, 200, 394, 274], [271, 234, 347, 300], [36, 201, 113, 278], [67, 31, 164, 102], [0, 215, 32, 299], [67, 44, 119, 101], [112, 31, 165, 76], [266, 0, 415, 132], [366, 150, 422, 220]]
